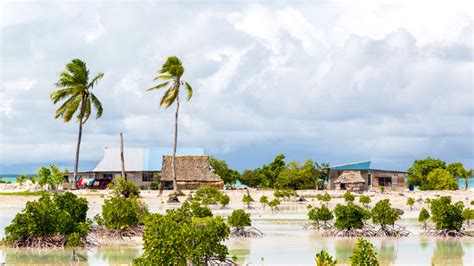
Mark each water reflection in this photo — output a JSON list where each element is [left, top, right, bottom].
[[377, 239, 397, 265], [431, 239, 464, 266], [1, 248, 88, 265], [93, 246, 139, 264], [334, 238, 354, 264]]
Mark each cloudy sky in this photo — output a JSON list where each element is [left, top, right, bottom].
[[1, 0, 473, 173]]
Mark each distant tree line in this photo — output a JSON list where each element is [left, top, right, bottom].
[[407, 157, 471, 190], [209, 154, 329, 190]]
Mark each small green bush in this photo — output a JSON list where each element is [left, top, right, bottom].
[[359, 195, 371, 208], [218, 194, 230, 208], [242, 194, 254, 209], [194, 187, 224, 205], [227, 209, 251, 229], [259, 195, 269, 208], [315, 250, 337, 266], [430, 196, 464, 231], [334, 203, 370, 230], [189, 201, 213, 218], [371, 199, 400, 229], [4, 192, 90, 246], [343, 191, 355, 202], [308, 205, 334, 228], [349, 238, 379, 266], [112, 177, 140, 198], [317, 192, 331, 205], [102, 196, 149, 230], [268, 198, 281, 212], [418, 208, 430, 229], [407, 197, 415, 210], [133, 203, 229, 265], [149, 182, 160, 190]]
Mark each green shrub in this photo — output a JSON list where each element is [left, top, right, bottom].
[[194, 187, 224, 205], [462, 208, 473, 226], [242, 194, 254, 209], [149, 182, 160, 190], [93, 214, 105, 227], [34, 165, 66, 190], [380, 185, 385, 193], [359, 195, 371, 208], [308, 205, 333, 228], [133, 203, 229, 265], [430, 196, 464, 231], [189, 201, 213, 218], [317, 192, 331, 205], [259, 195, 269, 208], [371, 199, 400, 229], [343, 191, 355, 202], [102, 196, 149, 230], [315, 250, 337, 266], [334, 203, 370, 230], [274, 189, 298, 200], [349, 238, 379, 266], [418, 208, 430, 229], [112, 177, 140, 198], [268, 198, 281, 212], [16, 174, 34, 185], [406, 197, 415, 210], [227, 209, 251, 229], [4, 192, 90, 246], [218, 194, 230, 208]]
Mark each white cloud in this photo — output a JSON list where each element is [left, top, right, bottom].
[[1, 1, 472, 172]]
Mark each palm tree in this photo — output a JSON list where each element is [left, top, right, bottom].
[[148, 56, 193, 192], [50, 59, 104, 189]]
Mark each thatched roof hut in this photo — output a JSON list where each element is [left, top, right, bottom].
[[333, 171, 365, 184], [161, 155, 224, 189]]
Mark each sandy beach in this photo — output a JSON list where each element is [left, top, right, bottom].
[[0, 188, 472, 219]]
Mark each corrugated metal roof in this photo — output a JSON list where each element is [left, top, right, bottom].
[[330, 161, 371, 170], [92, 147, 204, 172]]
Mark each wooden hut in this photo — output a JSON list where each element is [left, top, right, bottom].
[[160, 155, 224, 190], [333, 170, 366, 192]]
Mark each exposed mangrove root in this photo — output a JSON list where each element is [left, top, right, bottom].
[[323, 228, 376, 237], [8, 235, 99, 249], [91, 224, 145, 239], [230, 226, 264, 238], [374, 225, 410, 237], [422, 229, 473, 237], [208, 257, 238, 266]]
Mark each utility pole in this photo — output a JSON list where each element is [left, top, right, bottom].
[[120, 132, 126, 180]]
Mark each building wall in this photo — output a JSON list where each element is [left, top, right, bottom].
[[93, 171, 160, 189], [369, 170, 405, 191]]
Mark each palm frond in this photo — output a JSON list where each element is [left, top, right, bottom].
[[184, 82, 193, 101], [147, 81, 170, 91], [50, 88, 74, 104], [88, 72, 104, 89], [90, 93, 103, 119], [159, 88, 173, 108], [57, 94, 83, 122], [54, 94, 79, 120], [66, 59, 89, 85], [160, 86, 178, 108], [153, 74, 174, 81], [55, 71, 77, 88]]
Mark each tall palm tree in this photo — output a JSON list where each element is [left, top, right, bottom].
[[50, 59, 104, 189], [148, 56, 193, 192]]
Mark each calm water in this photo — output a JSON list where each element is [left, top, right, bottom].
[[1, 207, 473, 265]]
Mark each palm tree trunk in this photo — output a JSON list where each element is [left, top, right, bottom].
[[72, 97, 86, 190], [171, 93, 180, 192]]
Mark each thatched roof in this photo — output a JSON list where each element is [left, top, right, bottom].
[[333, 170, 365, 184], [160, 155, 223, 182]]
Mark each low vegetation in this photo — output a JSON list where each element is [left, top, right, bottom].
[[315, 250, 337, 266], [227, 209, 263, 237], [112, 177, 140, 198], [371, 199, 409, 236], [193, 187, 229, 208], [359, 195, 371, 209], [307, 205, 334, 230], [133, 202, 234, 265], [407, 157, 468, 190], [424, 196, 472, 236], [4, 192, 95, 248], [349, 238, 379, 266]]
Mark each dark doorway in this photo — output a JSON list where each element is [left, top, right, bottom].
[[340, 183, 346, 190]]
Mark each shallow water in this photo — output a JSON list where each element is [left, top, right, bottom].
[[1, 208, 473, 265]]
